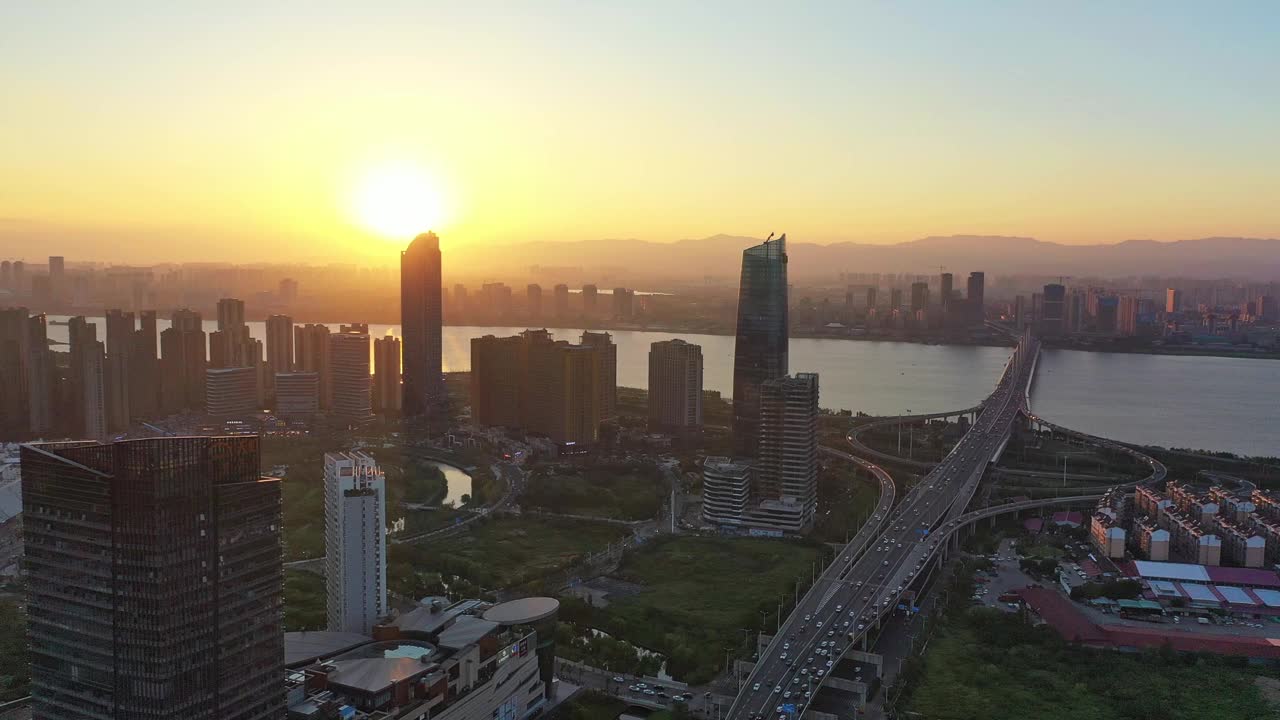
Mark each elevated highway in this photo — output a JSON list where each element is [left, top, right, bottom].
[[845, 405, 984, 472], [728, 334, 1040, 720]]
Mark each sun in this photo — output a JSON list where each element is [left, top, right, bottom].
[[351, 162, 447, 239]]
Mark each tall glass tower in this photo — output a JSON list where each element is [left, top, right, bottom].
[[401, 232, 444, 417], [731, 234, 788, 456]]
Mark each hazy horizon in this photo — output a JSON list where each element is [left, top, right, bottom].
[[4, 3, 1279, 264]]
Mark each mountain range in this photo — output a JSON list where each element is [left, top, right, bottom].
[[450, 235, 1280, 283]]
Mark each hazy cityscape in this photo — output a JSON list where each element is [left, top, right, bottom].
[[3, 4, 1280, 720]]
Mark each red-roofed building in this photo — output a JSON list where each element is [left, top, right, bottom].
[[1016, 588, 1280, 662], [1052, 511, 1084, 528], [1024, 517, 1044, 534]]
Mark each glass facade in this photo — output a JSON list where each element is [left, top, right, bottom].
[[401, 232, 444, 418], [21, 436, 283, 720], [731, 234, 789, 456]]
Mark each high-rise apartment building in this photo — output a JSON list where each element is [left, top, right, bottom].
[[648, 339, 703, 436], [27, 313, 52, 434], [612, 287, 635, 321], [1165, 288, 1183, 314], [329, 327, 372, 422], [731, 234, 788, 456], [470, 330, 603, 446], [580, 331, 616, 420], [69, 316, 106, 439], [160, 309, 207, 414], [278, 277, 298, 304], [554, 283, 570, 317], [294, 323, 332, 409], [129, 310, 160, 418], [372, 335, 402, 413], [265, 314, 294, 380], [470, 334, 523, 429], [754, 372, 819, 532], [527, 283, 542, 319], [47, 255, 64, 303], [0, 308, 32, 437], [452, 283, 468, 314], [1041, 283, 1065, 336], [1118, 295, 1140, 336], [581, 284, 598, 315], [104, 309, 134, 430], [909, 281, 929, 313], [20, 436, 284, 720], [401, 232, 444, 418], [324, 451, 387, 635], [939, 272, 953, 320]]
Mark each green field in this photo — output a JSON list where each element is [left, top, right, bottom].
[[907, 608, 1277, 720], [522, 461, 666, 520], [284, 569, 327, 631], [388, 516, 630, 596], [560, 536, 825, 684]]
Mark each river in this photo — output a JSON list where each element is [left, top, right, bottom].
[[45, 318, 1278, 457]]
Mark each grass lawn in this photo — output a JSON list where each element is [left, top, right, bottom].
[[389, 516, 630, 594], [522, 461, 666, 520], [908, 608, 1277, 720], [283, 569, 327, 632], [561, 536, 824, 684]]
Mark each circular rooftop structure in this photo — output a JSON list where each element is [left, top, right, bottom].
[[483, 597, 559, 625]]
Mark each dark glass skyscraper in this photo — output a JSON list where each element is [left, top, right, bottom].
[[731, 234, 789, 456], [401, 231, 443, 417], [20, 436, 284, 720]]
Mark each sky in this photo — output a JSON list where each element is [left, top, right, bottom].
[[2, 2, 1279, 264]]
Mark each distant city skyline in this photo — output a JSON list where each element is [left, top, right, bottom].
[[4, 4, 1280, 263]]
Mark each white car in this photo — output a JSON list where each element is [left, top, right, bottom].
[[753, 683, 761, 692]]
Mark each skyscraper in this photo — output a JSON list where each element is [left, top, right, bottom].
[[20, 436, 284, 720], [329, 327, 372, 422], [373, 335, 402, 413], [1041, 283, 1065, 336], [581, 284, 598, 315], [612, 287, 635, 321], [401, 232, 443, 418], [966, 271, 985, 325], [324, 451, 387, 635], [294, 323, 332, 409], [755, 373, 819, 532], [580, 331, 617, 420], [1166, 288, 1183, 314], [731, 234, 788, 456], [648, 339, 703, 437]]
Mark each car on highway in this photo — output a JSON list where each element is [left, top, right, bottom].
[[753, 683, 761, 692]]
